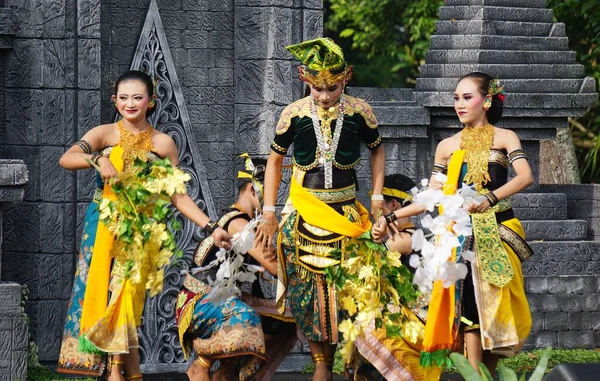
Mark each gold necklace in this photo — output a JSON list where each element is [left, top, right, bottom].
[[460, 124, 494, 191], [118, 120, 154, 170]]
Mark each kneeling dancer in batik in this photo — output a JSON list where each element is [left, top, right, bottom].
[[256, 37, 385, 381], [177, 156, 296, 381]]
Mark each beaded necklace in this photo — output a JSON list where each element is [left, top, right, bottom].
[[309, 95, 345, 189]]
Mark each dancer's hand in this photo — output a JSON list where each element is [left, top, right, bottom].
[[370, 199, 384, 220], [211, 227, 231, 250], [98, 156, 119, 182], [256, 212, 278, 250], [468, 198, 490, 214], [372, 220, 387, 243]]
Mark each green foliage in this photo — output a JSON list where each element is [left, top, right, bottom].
[[499, 348, 600, 374], [325, 0, 443, 87], [450, 348, 551, 381], [547, 0, 600, 182]]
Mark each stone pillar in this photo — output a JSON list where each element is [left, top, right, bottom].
[[234, 0, 323, 204], [2, 0, 102, 362], [0, 160, 29, 381], [415, 0, 598, 182]]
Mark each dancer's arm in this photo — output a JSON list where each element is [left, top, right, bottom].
[[228, 218, 277, 275], [369, 144, 385, 217], [159, 133, 231, 247], [255, 151, 284, 249]]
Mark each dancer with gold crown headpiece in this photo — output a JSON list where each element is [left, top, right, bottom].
[[256, 37, 385, 381]]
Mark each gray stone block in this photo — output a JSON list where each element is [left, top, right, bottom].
[[42, 90, 75, 145], [214, 48, 233, 68], [40, 147, 72, 202], [569, 312, 592, 331], [557, 331, 595, 349], [32, 300, 68, 361], [521, 220, 587, 241], [182, 30, 208, 49], [0, 160, 28, 187], [78, 39, 101, 89], [209, 68, 233, 87], [548, 276, 596, 294], [77, 0, 100, 38], [592, 312, 600, 331], [531, 312, 544, 332], [560, 294, 582, 313], [541, 184, 600, 201], [582, 294, 600, 312], [234, 103, 283, 155], [533, 331, 557, 348], [528, 294, 561, 313], [77, 90, 101, 137], [234, 7, 292, 60], [303, 9, 322, 41], [6, 39, 43, 88], [188, 48, 215, 68], [10, 0, 44, 38], [545, 311, 568, 331], [525, 276, 548, 294], [209, 105, 233, 124], [183, 67, 209, 87], [234, 60, 293, 105]]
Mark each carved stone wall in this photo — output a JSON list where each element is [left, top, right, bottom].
[[1, 0, 102, 362]]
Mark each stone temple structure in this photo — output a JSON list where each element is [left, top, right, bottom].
[[0, 0, 598, 378]]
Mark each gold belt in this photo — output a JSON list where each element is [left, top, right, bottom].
[[306, 184, 356, 203]]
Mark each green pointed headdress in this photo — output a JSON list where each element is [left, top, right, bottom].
[[286, 37, 352, 87]]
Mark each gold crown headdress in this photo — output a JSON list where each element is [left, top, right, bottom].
[[286, 37, 353, 88]]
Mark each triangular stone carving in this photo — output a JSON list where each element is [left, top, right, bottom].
[[126, 0, 215, 371]]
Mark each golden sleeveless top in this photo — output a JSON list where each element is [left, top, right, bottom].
[[118, 120, 154, 171]]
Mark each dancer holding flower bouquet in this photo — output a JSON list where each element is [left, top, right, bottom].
[[381, 72, 533, 376], [57, 70, 230, 381]]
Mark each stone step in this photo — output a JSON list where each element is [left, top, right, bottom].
[[430, 35, 569, 51], [444, 0, 549, 7], [371, 105, 430, 126], [512, 193, 567, 220], [524, 241, 600, 276], [420, 63, 585, 79], [439, 6, 553, 23], [416, 78, 584, 93], [418, 91, 596, 111], [348, 87, 416, 102], [424, 49, 577, 64], [522, 220, 587, 241], [434, 20, 565, 37]]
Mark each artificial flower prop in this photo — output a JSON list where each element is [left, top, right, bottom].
[[409, 180, 476, 294], [92, 157, 189, 297], [325, 231, 419, 364], [187, 215, 263, 303]]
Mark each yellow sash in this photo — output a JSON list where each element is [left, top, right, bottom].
[[289, 177, 372, 237], [420, 149, 465, 366], [80, 146, 124, 335]]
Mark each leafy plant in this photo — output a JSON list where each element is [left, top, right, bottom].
[[450, 347, 551, 381]]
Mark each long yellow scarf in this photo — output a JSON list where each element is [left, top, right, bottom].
[[420, 149, 465, 367], [80, 146, 124, 336]]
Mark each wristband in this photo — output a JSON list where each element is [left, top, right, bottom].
[[204, 220, 218, 234], [371, 194, 384, 201], [484, 192, 499, 207], [263, 206, 276, 213], [384, 212, 398, 225], [90, 152, 103, 166]]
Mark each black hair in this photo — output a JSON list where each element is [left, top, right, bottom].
[[383, 173, 417, 204], [237, 157, 267, 192], [459, 72, 504, 125], [114, 70, 156, 117]]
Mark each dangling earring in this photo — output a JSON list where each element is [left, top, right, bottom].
[[483, 97, 492, 111]]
